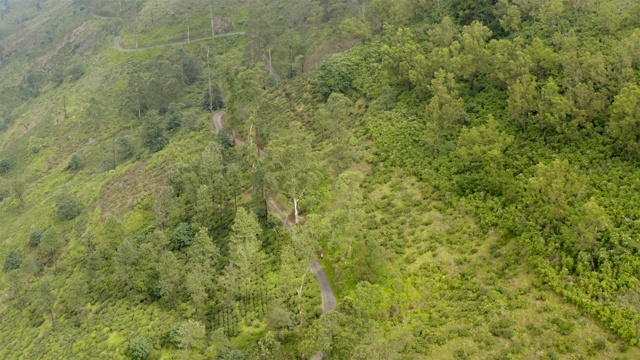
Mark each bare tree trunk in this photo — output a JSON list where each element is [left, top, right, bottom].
[[136, 89, 141, 119], [296, 272, 306, 327], [210, 6, 215, 38], [127, 282, 132, 311], [293, 197, 299, 224], [207, 48, 213, 111]]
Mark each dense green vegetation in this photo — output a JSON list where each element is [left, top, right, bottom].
[[2, 0, 640, 359]]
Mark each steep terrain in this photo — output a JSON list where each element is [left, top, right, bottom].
[[1, 0, 640, 359]]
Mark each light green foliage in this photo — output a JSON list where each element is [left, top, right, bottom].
[[525, 159, 584, 236], [32, 277, 57, 329], [381, 27, 422, 88], [610, 83, 640, 156], [457, 115, 513, 194], [266, 122, 322, 223], [224, 207, 264, 299], [158, 251, 182, 307], [535, 77, 572, 138], [507, 74, 538, 130], [2, 0, 640, 358], [424, 70, 465, 157], [170, 319, 206, 351], [113, 239, 140, 310], [38, 229, 65, 269], [449, 21, 492, 81], [229, 208, 262, 247]]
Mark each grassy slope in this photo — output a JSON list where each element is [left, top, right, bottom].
[[0, 0, 639, 359], [0, 1, 245, 359]]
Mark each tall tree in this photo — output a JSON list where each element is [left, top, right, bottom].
[[113, 239, 139, 310], [507, 74, 538, 130], [609, 83, 640, 157], [185, 265, 210, 320], [158, 251, 182, 307], [266, 122, 322, 223], [223, 208, 264, 300], [424, 70, 466, 158], [32, 278, 56, 330]]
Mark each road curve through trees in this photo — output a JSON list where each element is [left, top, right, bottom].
[[211, 111, 337, 316]]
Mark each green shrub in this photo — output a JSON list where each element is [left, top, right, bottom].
[[29, 230, 43, 247], [56, 192, 81, 220], [0, 158, 11, 173], [66, 153, 84, 171], [141, 118, 168, 153], [316, 53, 354, 98], [174, 222, 194, 249], [489, 318, 515, 339], [117, 137, 135, 160], [67, 64, 85, 81], [127, 337, 151, 360], [3, 249, 21, 272], [0, 188, 8, 202]]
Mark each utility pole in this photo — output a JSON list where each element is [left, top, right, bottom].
[[207, 47, 213, 112], [210, 6, 215, 38]]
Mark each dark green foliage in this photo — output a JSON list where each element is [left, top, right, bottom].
[[55, 192, 81, 220], [216, 131, 234, 150], [141, 116, 168, 153], [0, 158, 11, 173], [19, 70, 44, 98], [1, 1, 640, 359], [174, 222, 194, 249], [29, 230, 43, 247], [489, 318, 515, 339], [202, 86, 225, 111], [127, 337, 151, 360], [316, 53, 353, 98], [50, 68, 65, 87], [450, 0, 499, 28], [117, 137, 135, 160], [181, 52, 202, 85], [67, 64, 84, 81], [66, 153, 84, 171], [225, 349, 245, 360], [3, 249, 21, 272]]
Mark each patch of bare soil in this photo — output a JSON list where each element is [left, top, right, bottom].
[[98, 161, 168, 220]]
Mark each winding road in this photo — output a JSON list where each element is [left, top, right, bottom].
[[211, 111, 337, 318]]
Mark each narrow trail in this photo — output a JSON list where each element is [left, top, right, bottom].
[[114, 31, 245, 52], [211, 110, 337, 322], [262, 54, 281, 83]]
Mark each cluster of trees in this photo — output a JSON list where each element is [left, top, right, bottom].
[[344, 0, 640, 344], [4, 0, 640, 357]]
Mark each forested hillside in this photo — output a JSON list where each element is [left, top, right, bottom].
[[1, 0, 640, 359]]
